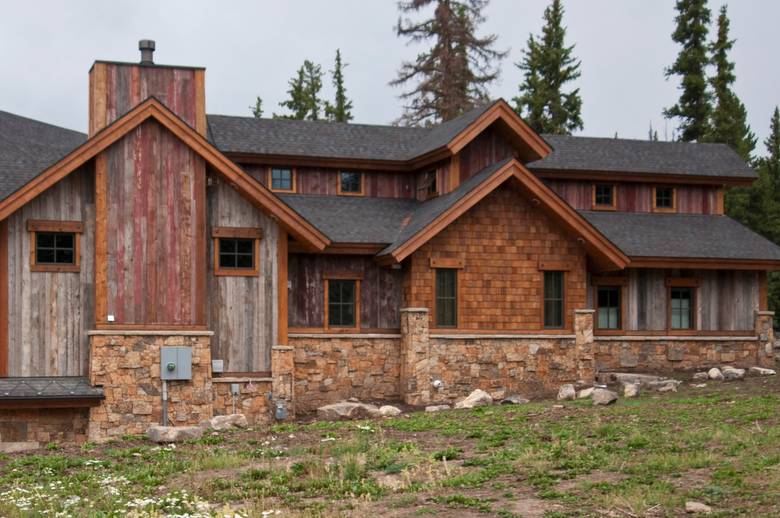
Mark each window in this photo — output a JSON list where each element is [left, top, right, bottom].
[[28, 220, 83, 272], [670, 287, 693, 330], [338, 171, 363, 195], [543, 271, 565, 328], [593, 184, 616, 209], [213, 227, 262, 276], [654, 186, 676, 211], [269, 167, 295, 192], [435, 268, 457, 327], [327, 279, 357, 328], [597, 286, 621, 329]]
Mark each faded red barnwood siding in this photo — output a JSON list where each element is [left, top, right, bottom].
[[458, 125, 519, 182], [102, 119, 205, 325]]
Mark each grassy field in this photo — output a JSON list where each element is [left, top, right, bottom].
[[1, 375, 779, 517]]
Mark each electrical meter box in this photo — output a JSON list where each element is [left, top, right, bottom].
[[160, 346, 192, 380]]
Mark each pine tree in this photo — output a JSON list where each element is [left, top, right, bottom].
[[325, 49, 354, 123], [250, 97, 263, 119], [275, 60, 324, 120], [664, 0, 712, 142], [513, 0, 583, 135], [391, 0, 507, 126], [704, 5, 756, 160]]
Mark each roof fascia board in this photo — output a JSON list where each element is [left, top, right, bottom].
[[628, 257, 780, 270]]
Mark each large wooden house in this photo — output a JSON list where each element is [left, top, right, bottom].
[[0, 43, 777, 445]]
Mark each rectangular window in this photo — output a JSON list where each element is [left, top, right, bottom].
[[28, 220, 83, 273], [435, 268, 457, 327], [270, 167, 294, 192], [670, 287, 693, 330], [597, 286, 621, 329], [213, 227, 262, 276], [328, 279, 356, 328], [654, 186, 676, 211], [593, 184, 615, 208], [543, 271, 565, 328], [339, 171, 363, 195]]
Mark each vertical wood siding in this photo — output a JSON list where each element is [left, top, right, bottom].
[[103, 119, 204, 325], [458, 126, 518, 182], [6, 166, 95, 376], [207, 174, 278, 372], [288, 254, 403, 330]]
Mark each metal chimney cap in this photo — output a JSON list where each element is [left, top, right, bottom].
[[139, 39, 155, 65]]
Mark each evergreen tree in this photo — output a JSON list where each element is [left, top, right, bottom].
[[250, 97, 263, 119], [664, 0, 712, 142], [325, 49, 354, 123], [276, 60, 324, 120], [391, 0, 507, 126], [512, 0, 583, 135], [704, 5, 756, 160]]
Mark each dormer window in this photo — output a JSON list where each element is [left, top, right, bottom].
[[653, 186, 676, 212], [592, 184, 616, 210], [338, 171, 363, 195]]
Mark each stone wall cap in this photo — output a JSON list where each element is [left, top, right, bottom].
[[87, 330, 214, 336], [399, 307, 430, 313], [574, 309, 596, 314], [272, 345, 295, 350], [595, 335, 758, 342], [213, 377, 273, 383], [431, 334, 575, 340], [757, 311, 775, 316], [289, 333, 402, 339]]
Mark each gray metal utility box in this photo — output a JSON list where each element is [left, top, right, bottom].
[[160, 346, 192, 380]]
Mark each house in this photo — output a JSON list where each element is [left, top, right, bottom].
[[0, 42, 777, 445]]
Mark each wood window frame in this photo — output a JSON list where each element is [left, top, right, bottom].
[[337, 171, 364, 196], [666, 278, 698, 332], [592, 276, 627, 334], [323, 273, 361, 330], [592, 183, 617, 210], [28, 220, 83, 273], [212, 227, 262, 277], [267, 166, 297, 193], [541, 270, 566, 329], [652, 186, 677, 213], [433, 267, 460, 329]]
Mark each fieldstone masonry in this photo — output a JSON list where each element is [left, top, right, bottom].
[[271, 345, 295, 418], [212, 379, 272, 425], [400, 308, 431, 406]]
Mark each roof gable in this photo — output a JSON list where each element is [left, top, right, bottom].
[[0, 98, 329, 250]]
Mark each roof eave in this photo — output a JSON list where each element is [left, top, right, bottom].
[[531, 168, 756, 186], [628, 257, 780, 270]]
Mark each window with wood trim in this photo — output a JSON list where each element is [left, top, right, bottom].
[[654, 186, 676, 212], [670, 287, 694, 330], [435, 268, 458, 327], [543, 271, 565, 328], [338, 171, 363, 195], [269, 167, 295, 192], [212, 227, 262, 276], [28, 220, 83, 273], [327, 279, 357, 328], [596, 286, 621, 330], [593, 184, 616, 209]]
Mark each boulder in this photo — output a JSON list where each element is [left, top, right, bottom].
[[749, 366, 776, 376], [148, 425, 204, 443], [317, 401, 381, 420], [692, 372, 710, 381], [576, 387, 595, 399], [592, 388, 618, 406], [608, 373, 664, 387], [425, 404, 451, 413], [722, 366, 745, 381], [500, 395, 530, 405], [623, 383, 640, 398], [0, 441, 39, 453], [557, 384, 576, 401], [379, 405, 402, 417], [648, 379, 682, 392], [206, 414, 248, 431], [708, 368, 724, 381], [454, 389, 493, 409], [685, 501, 712, 514]]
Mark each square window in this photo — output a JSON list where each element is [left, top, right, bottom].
[[270, 167, 294, 191], [35, 232, 76, 265], [435, 268, 457, 327], [597, 286, 621, 329], [328, 279, 357, 327], [594, 184, 614, 207], [217, 238, 255, 271], [543, 271, 565, 328], [339, 171, 362, 194], [655, 187, 675, 210]]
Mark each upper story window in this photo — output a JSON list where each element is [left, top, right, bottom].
[[28, 220, 83, 273], [543, 271, 565, 328], [434, 268, 458, 328], [269, 167, 295, 192], [338, 171, 363, 195], [592, 184, 616, 210], [213, 227, 262, 276], [327, 278, 358, 328], [653, 186, 676, 212]]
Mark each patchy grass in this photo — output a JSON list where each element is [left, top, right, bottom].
[[2, 375, 780, 516]]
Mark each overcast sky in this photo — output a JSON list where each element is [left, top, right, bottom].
[[1, 1, 778, 152]]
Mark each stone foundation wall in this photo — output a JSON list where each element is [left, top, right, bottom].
[[289, 334, 402, 412], [212, 379, 272, 425], [88, 332, 213, 440], [0, 408, 89, 444]]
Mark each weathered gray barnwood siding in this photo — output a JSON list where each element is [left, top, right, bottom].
[[6, 165, 95, 376], [592, 269, 759, 332], [207, 173, 278, 372]]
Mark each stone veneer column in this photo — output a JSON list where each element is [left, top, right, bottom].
[[574, 309, 596, 384], [271, 345, 295, 419], [755, 311, 775, 368], [399, 308, 431, 406]]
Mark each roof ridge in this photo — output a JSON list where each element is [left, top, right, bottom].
[[206, 113, 431, 132], [544, 133, 733, 147]]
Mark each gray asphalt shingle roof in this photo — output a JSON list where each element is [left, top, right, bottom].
[[581, 211, 780, 261], [0, 110, 86, 201], [0, 377, 104, 401]]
